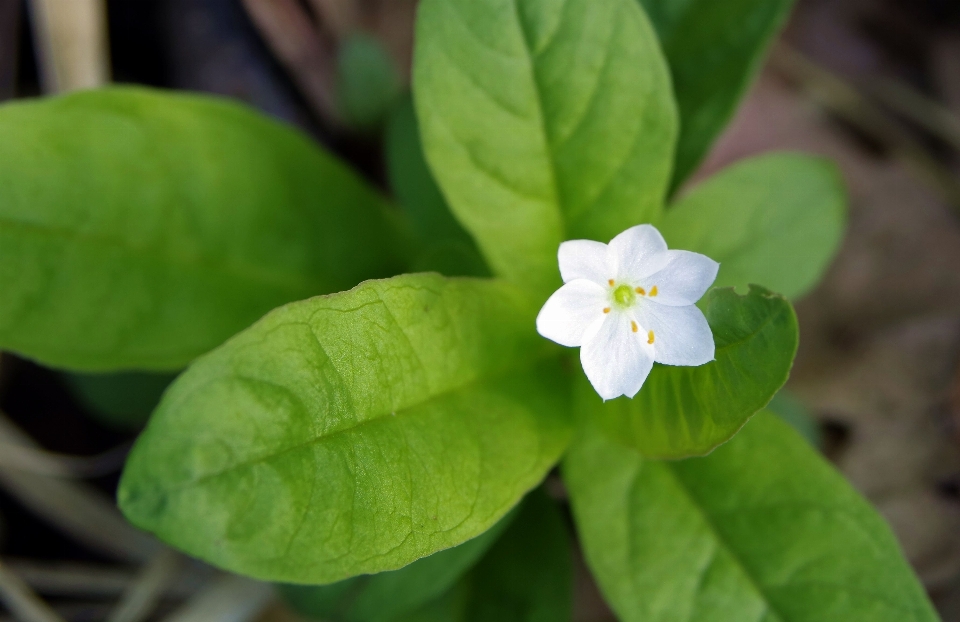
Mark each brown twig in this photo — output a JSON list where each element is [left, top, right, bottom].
[[305, 0, 359, 43], [240, 0, 342, 129], [771, 44, 960, 212]]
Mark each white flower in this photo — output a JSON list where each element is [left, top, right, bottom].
[[536, 224, 719, 401]]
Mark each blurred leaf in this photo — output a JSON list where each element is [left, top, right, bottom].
[[767, 389, 821, 448], [279, 507, 516, 622], [639, 0, 795, 189], [564, 411, 939, 622], [337, 33, 403, 131], [385, 97, 488, 277], [414, 0, 677, 293], [397, 488, 573, 622], [582, 286, 798, 459], [0, 87, 410, 372], [119, 274, 572, 584], [62, 371, 178, 430], [660, 153, 847, 300]]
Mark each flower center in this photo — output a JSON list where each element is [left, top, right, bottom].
[[613, 284, 636, 307]]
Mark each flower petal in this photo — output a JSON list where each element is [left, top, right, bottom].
[[580, 311, 655, 400], [642, 250, 719, 306], [634, 302, 715, 366], [608, 224, 670, 282], [558, 239, 610, 284], [536, 280, 607, 347]]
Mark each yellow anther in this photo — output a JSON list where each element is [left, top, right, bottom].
[[631, 321, 638, 333], [635, 287, 646, 295], [650, 285, 658, 297], [603, 307, 610, 314], [608, 279, 615, 286], [647, 330, 655, 344]]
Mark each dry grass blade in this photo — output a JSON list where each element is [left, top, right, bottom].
[[0, 440, 131, 478], [106, 549, 182, 622], [27, 0, 109, 93], [0, 412, 160, 564], [240, 0, 341, 128], [162, 575, 274, 622], [868, 77, 960, 152], [6, 559, 209, 599], [0, 559, 65, 622], [771, 44, 960, 212]]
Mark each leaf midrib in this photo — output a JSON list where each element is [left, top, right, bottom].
[[160, 348, 560, 494]]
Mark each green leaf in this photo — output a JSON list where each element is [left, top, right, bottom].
[[564, 411, 939, 622], [659, 153, 847, 300], [118, 273, 572, 583], [63, 371, 178, 430], [398, 488, 573, 622], [639, 0, 795, 189], [279, 508, 516, 622], [338, 33, 403, 131], [582, 285, 798, 459], [414, 0, 677, 292], [385, 97, 488, 277], [0, 87, 410, 372]]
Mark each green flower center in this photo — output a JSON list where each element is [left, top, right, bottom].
[[613, 284, 635, 307]]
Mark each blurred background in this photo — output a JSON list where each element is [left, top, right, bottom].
[[0, 0, 959, 620]]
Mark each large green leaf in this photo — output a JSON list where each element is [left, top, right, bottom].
[[581, 285, 798, 459], [414, 0, 677, 292], [279, 508, 516, 622], [385, 97, 488, 278], [118, 274, 572, 583], [639, 0, 795, 189], [399, 488, 573, 622], [659, 153, 847, 300], [0, 87, 409, 372], [564, 411, 939, 622]]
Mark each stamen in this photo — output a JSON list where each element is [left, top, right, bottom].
[[647, 330, 655, 344], [603, 307, 610, 314], [650, 285, 658, 297], [608, 279, 615, 286], [635, 287, 646, 295], [631, 321, 638, 333]]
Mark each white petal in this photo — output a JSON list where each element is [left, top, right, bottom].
[[536, 280, 607, 347], [634, 302, 715, 366], [558, 240, 610, 284], [641, 250, 719, 306], [608, 224, 671, 282], [580, 311, 655, 400]]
